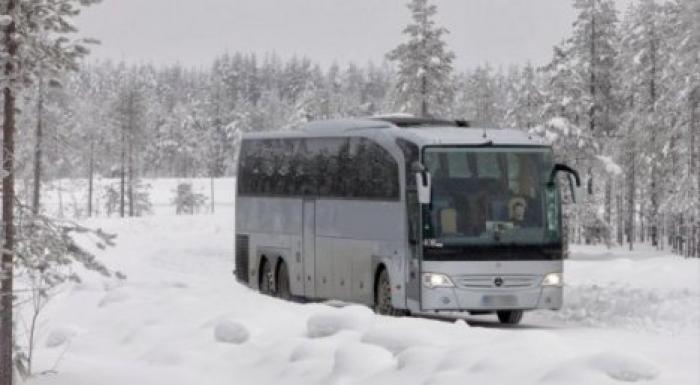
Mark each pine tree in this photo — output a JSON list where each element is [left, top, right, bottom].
[[387, 0, 455, 117], [656, 0, 700, 255], [618, 0, 666, 246], [506, 63, 544, 129], [538, 0, 620, 245], [1, 1, 100, 381]]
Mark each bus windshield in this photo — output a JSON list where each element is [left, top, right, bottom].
[[422, 147, 558, 246]]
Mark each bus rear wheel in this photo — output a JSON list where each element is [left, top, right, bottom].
[[276, 261, 291, 300], [497, 310, 523, 325], [259, 259, 273, 295], [374, 269, 407, 316]]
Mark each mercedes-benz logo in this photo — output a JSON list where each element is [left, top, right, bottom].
[[494, 277, 504, 287]]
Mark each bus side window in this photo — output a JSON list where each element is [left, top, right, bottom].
[[239, 139, 263, 195], [360, 138, 399, 200], [336, 139, 351, 197]]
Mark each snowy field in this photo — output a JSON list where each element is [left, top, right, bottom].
[[33, 178, 236, 217], [21, 191, 700, 385]]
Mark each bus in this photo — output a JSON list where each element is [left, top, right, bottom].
[[234, 117, 580, 324]]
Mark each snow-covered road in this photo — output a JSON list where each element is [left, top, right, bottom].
[[26, 208, 699, 385]]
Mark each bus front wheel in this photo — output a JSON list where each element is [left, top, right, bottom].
[[374, 269, 407, 316], [497, 310, 523, 325]]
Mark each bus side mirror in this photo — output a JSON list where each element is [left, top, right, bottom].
[[412, 162, 431, 205], [549, 163, 581, 203], [415, 172, 431, 205]]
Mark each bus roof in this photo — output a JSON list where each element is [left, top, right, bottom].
[[242, 118, 548, 147]]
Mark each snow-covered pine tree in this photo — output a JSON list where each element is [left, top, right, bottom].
[[538, 0, 620, 245], [387, 0, 455, 117], [1, 0, 101, 381], [617, 0, 666, 247], [656, 0, 700, 256], [506, 63, 545, 130]]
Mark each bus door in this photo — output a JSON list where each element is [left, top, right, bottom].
[[405, 190, 422, 312], [302, 199, 316, 297]]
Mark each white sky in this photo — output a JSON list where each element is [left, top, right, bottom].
[[74, 0, 633, 70]]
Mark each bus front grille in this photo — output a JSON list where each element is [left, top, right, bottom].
[[456, 275, 539, 289], [235, 234, 250, 284]]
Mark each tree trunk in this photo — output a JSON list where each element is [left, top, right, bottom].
[[628, 150, 635, 251], [617, 192, 623, 245], [604, 177, 612, 248], [649, 35, 659, 248], [691, 87, 699, 257], [589, 10, 597, 133], [87, 139, 94, 217], [420, 72, 428, 117], [210, 176, 215, 214], [127, 122, 134, 217], [1, 1, 18, 383], [31, 74, 44, 215], [119, 125, 126, 218]]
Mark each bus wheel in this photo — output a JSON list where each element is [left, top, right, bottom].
[[497, 310, 523, 325], [374, 269, 406, 316], [276, 261, 291, 300], [259, 259, 273, 295]]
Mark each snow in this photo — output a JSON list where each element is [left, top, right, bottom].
[[0, 15, 12, 28], [45, 327, 80, 349], [596, 155, 624, 176], [22, 195, 700, 385], [541, 351, 660, 384], [306, 306, 375, 338], [37, 177, 235, 217], [213, 320, 250, 344]]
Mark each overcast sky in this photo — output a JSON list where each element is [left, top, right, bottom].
[[74, 0, 632, 70]]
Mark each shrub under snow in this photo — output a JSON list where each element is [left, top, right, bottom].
[[214, 320, 250, 344]]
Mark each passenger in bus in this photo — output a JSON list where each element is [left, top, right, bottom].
[[507, 155, 541, 227]]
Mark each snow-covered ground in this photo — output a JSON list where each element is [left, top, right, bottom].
[[23, 203, 700, 385], [33, 177, 236, 217]]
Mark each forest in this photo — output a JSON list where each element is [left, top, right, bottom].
[[6, 0, 700, 257]]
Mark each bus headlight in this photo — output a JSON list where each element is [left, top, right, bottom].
[[542, 272, 563, 287], [422, 273, 455, 289]]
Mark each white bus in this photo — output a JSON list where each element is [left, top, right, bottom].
[[234, 117, 579, 324]]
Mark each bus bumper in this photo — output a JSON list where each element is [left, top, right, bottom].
[[421, 285, 562, 311]]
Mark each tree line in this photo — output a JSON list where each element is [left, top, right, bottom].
[[17, 0, 695, 256]]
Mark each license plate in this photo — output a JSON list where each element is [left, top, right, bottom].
[[481, 295, 518, 307]]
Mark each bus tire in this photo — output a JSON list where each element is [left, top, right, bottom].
[[276, 260, 292, 300], [259, 258, 273, 295], [374, 269, 407, 316], [497, 310, 523, 325]]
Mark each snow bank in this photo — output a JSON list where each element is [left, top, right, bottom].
[[331, 342, 395, 379], [306, 305, 375, 338], [531, 244, 700, 335], [45, 327, 80, 348], [543, 283, 698, 334], [214, 320, 250, 344], [542, 350, 660, 384]]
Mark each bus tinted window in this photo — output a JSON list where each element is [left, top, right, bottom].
[[350, 138, 399, 199], [238, 137, 398, 200]]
